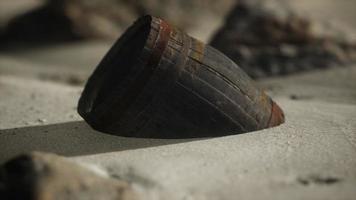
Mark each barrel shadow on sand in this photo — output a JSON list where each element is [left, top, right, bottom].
[[0, 121, 202, 163]]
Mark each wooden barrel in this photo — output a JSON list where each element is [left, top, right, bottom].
[[78, 15, 284, 138]]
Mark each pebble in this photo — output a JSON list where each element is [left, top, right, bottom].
[[37, 118, 47, 123]]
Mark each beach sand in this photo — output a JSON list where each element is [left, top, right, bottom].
[[1, 45, 355, 199], [1, 0, 356, 199]]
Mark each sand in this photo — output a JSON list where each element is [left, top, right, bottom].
[[1, 43, 355, 199], [1, 1, 356, 198]]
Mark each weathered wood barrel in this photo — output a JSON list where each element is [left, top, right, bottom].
[[78, 15, 284, 138]]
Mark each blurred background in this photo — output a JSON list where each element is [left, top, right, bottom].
[[1, 0, 356, 43], [0, 0, 355, 85]]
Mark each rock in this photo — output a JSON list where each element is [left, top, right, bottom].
[[0, 0, 135, 45], [0, 0, 43, 28], [0, 0, 234, 45], [0, 152, 137, 200], [210, 0, 356, 79]]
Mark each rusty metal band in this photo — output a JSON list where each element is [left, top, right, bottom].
[[100, 18, 172, 128], [175, 31, 192, 73], [267, 101, 285, 127], [146, 18, 172, 70], [256, 91, 273, 129], [119, 25, 192, 133], [142, 28, 191, 98], [146, 28, 191, 104]]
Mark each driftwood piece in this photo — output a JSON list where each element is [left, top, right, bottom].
[[78, 15, 284, 139], [210, 0, 356, 79]]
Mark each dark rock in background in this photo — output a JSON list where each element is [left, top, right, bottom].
[[0, 0, 137, 45], [210, 0, 356, 78], [0, 0, 234, 45], [3, 0, 355, 79], [0, 152, 137, 200]]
